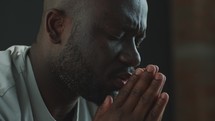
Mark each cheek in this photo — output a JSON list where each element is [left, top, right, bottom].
[[96, 40, 119, 63], [80, 32, 122, 76], [92, 41, 122, 76]]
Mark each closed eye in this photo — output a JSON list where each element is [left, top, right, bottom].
[[135, 38, 145, 48], [135, 32, 146, 48], [108, 32, 125, 41], [108, 35, 121, 40]]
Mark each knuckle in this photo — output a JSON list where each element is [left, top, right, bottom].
[[140, 95, 150, 104], [150, 110, 158, 119], [130, 74, 138, 80], [150, 80, 161, 90], [117, 108, 126, 119], [130, 88, 142, 97], [148, 98, 166, 120], [157, 98, 165, 106]]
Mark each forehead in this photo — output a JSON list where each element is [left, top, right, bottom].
[[93, 0, 148, 32]]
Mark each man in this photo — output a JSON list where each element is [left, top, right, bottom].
[[0, 0, 169, 121]]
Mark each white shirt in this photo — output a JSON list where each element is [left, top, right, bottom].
[[0, 46, 97, 121]]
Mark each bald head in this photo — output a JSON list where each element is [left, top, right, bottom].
[[43, 0, 82, 15], [43, 0, 68, 10], [36, 0, 148, 44]]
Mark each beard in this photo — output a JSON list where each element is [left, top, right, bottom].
[[49, 34, 114, 105]]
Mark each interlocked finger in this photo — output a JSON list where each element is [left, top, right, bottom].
[[113, 68, 143, 108], [122, 65, 158, 112], [133, 72, 166, 119], [146, 93, 169, 121]]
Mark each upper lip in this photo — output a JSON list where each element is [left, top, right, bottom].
[[117, 72, 132, 81]]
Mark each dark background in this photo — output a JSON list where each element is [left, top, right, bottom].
[[0, 0, 173, 120]]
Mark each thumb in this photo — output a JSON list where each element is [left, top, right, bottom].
[[94, 96, 113, 120]]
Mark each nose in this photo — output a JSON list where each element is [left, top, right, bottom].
[[119, 40, 141, 67]]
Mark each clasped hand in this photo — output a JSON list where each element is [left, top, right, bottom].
[[93, 65, 169, 121]]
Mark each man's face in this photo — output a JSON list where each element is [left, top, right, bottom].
[[51, 0, 148, 105]]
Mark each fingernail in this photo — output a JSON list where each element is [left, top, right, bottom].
[[161, 93, 169, 99], [146, 65, 155, 73], [155, 73, 165, 80], [155, 65, 159, 72]]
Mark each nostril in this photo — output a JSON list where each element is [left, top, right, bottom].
[[119, 51, 141, 67]]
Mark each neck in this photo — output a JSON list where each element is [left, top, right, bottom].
[[29, 44, 79, 120]]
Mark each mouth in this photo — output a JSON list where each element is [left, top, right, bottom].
[[113, 72, 132, 90]]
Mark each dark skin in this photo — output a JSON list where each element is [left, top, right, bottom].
[[29, 0, 169, 120]]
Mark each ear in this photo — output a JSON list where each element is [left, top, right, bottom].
[[46, 9, 65, 44]]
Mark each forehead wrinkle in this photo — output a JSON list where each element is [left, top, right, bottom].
[[135, 0, 148, 32], [140, 0, 148, 29], [67, 0, 147, 33], [120, 0, 148, 33]]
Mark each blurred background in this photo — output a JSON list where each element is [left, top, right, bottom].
[[171, 0, 215, 120], [1, 0, 215, 121]]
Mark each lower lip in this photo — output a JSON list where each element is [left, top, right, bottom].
[[114, 78, 127, 90]]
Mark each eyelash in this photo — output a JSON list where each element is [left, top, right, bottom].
[[135, 33, 146, 48], [108, 32, 125, 41], [135, 40, 141, 48], [108, 35, 121, 41]]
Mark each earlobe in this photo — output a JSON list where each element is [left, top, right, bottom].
[[46, 9, 65, 44]]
